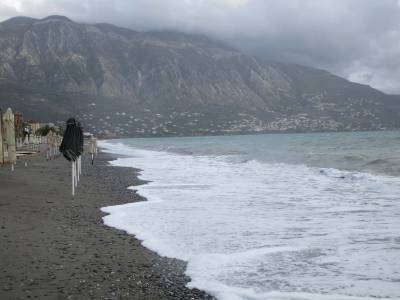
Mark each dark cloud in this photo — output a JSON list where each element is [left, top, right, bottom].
[[1, 0, 400, 93]]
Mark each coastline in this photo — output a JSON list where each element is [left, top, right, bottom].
[[0, 151, 214, 299]]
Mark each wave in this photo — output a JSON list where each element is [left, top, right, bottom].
[[365, 158, 392, 166], [185, 281, 400, 300], [343, 155, 366, 162], [318, 168, 367, 180], [98, 139, 400, 300]]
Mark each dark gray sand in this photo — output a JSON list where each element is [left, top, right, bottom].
[[0, 152, 214, 300]]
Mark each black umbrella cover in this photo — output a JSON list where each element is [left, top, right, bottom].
[[59, 118, 82, 162], [77, 122, 84, 156]]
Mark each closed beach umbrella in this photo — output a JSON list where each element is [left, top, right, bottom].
[[46, 132, 54, 158], [59, 118, 80, 161], [3, 108, 16, 164], [59, 118, 84, 197], [88, 136, 97, 154], [88, 136, 97, 165], [32, 135, 39, 151]]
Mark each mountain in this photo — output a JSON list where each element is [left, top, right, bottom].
[[0, 15, 399, 137]]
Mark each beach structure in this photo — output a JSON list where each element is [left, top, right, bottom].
[[2, 108, 17, 168]]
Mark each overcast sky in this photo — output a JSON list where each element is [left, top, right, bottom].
[[1, 0, 400, 94]]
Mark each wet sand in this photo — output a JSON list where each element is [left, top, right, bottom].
[[0, 151, 214, 299]]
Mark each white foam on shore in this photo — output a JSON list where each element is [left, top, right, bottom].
[[99, 140, 400, 300]]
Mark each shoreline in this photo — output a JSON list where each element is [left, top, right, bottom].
[[0, 151, 214, 299]]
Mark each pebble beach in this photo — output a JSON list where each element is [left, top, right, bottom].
[[0, 151, 214, 300]]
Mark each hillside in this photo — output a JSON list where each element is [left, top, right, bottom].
[[0, 16, 399, 137]]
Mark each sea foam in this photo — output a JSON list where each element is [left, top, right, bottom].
[[99, 140, 400, 300]]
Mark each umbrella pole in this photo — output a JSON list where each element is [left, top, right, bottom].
[[75, 160, 78, 186], [79, 156, 82, 176], [77, 157, 80, 182], [72, 161, 75, 197]]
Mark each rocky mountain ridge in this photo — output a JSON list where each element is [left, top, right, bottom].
[[0, 15, 399, 137]]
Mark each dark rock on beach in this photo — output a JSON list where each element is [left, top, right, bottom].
[[0, 151, 215, 299]]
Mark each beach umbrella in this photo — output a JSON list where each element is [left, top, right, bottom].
[[60, 118, 80, 162], [51, 132, 57, 157], [56, 135, 61, 156], [3, 108, 16, 167], [32, 135, 39, 152], [60, 118, 82, 197], [46, 132, 54, 159], [88, 136, 97, 165]]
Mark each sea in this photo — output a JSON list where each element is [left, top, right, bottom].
[[99, 131, 400, 300]]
